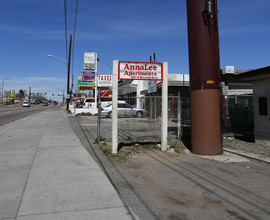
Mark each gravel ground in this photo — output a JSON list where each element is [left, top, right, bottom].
[[223, 137, 270, 158]]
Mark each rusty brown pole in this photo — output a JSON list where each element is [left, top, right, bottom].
[[186, 0, 223, 155]]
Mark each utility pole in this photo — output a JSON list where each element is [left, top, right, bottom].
[[186, 0, 222, 155], [66, 34, 72, 111], [29, 86, 31, 102], [63, 89, 65, 104], [2, 78, 8, 102]]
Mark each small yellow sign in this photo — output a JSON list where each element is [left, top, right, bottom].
[[207, 80, 215, 84]]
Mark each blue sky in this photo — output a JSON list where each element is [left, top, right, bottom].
[[0, 0, 269, 101]]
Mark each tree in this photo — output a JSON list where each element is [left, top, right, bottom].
[[18, 89, 25, 99]]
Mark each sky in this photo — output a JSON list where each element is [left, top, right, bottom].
[[0, 0, 270, 101]]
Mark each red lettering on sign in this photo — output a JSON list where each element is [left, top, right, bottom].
[[124, 64, 129, 70]]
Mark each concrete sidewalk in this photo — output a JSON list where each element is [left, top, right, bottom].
[[0, 108, 136, 220]]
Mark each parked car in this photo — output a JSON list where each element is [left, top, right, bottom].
[[22, 100, 30, 107], [34, 100, 40, 104], [101, 103, 147, 118], [82, 98, 95, 108], [83, 97, 126, 108], [43, 101, 48, 106]]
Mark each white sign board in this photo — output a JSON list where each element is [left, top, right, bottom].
[[112, 60, 168, 154], [225, 66, 235, 74], [98, 75, 112, 87], [84, 52, 97, 70], [118, 61, 163, 80]]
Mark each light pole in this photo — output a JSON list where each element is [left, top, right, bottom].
[[2, 78, 8, 103], [58, 89, 65, 103], [47, 54, 68, 63], [29, 86, 38, 103], [47, 35, 72, 111], [47, 54, 68, 104], [47, 54, 68, 105]]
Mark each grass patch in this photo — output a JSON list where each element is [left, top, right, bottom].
[[169, 145, 181, 154], [141, 144, 160, 150], [100, 147, 127, 162], [223, 141, 233, 148], [75, 112, 92, 116]]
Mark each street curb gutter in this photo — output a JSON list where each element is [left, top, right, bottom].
[[224, 148, 270, 164]]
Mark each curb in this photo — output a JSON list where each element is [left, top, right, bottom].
[[223, 148, 270, 164]]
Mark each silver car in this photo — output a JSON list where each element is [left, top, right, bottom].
[[22, 100, 30, 107], [101, 103, 147, 118]]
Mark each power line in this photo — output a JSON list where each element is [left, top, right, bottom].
[[64, 0, 68, 63], [71, 0, 79, 90], [63, 0, 79, 91], [72, 0, 79, 43], [98, 54, 113, 70]]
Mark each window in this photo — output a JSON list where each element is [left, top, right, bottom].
[[258, 97, 268, 115], [118, 103, 125, 108], [123, 104, 132, 108]]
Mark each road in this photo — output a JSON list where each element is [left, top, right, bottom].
[[0, 103, 60, 126]]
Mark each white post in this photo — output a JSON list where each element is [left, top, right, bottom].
[[95, 75, 98, 108], [94, 52, 98, 108], [112, 60, 119, 154], [161, 62, 168, 151]]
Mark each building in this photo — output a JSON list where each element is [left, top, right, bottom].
[[220, 69, 253, 96], [237, 66, 270, 145]]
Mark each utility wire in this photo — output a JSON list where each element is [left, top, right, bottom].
[[71, 0, 79, 90], [64, 0, 79, 91], [98, 54, 113, 70], [64, 0, 68, 63]]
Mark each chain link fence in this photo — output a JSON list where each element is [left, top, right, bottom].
[[98, 96, 191, 144], [227, 94, 254, 138], [96, 94, 254, 145]]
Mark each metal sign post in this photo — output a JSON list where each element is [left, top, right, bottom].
[[112, 60, 168, 154], [83, 52, 98, 107], [97, 88, 101, 144], [112, 60, 119, 154], [161, 62, 168, 151]]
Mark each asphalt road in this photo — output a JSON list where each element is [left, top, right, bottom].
[[0, 103, 61, 126]]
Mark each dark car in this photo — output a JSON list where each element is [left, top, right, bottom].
[[34, 100, 40, 104]]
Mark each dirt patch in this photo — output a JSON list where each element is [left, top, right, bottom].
[[98, 141, 236, 219], [99, 140, 201, 163], [72, 116, 269, 220]]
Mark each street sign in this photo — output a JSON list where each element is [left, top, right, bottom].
[[118, 61, 163, 80], [82, 71, 95, 83], [98, 75, 112, 87], [84, 52, 97, 70], [225, 66, 235, 74]]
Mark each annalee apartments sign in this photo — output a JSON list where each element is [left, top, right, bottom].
[[118, 61, 163, 81]]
